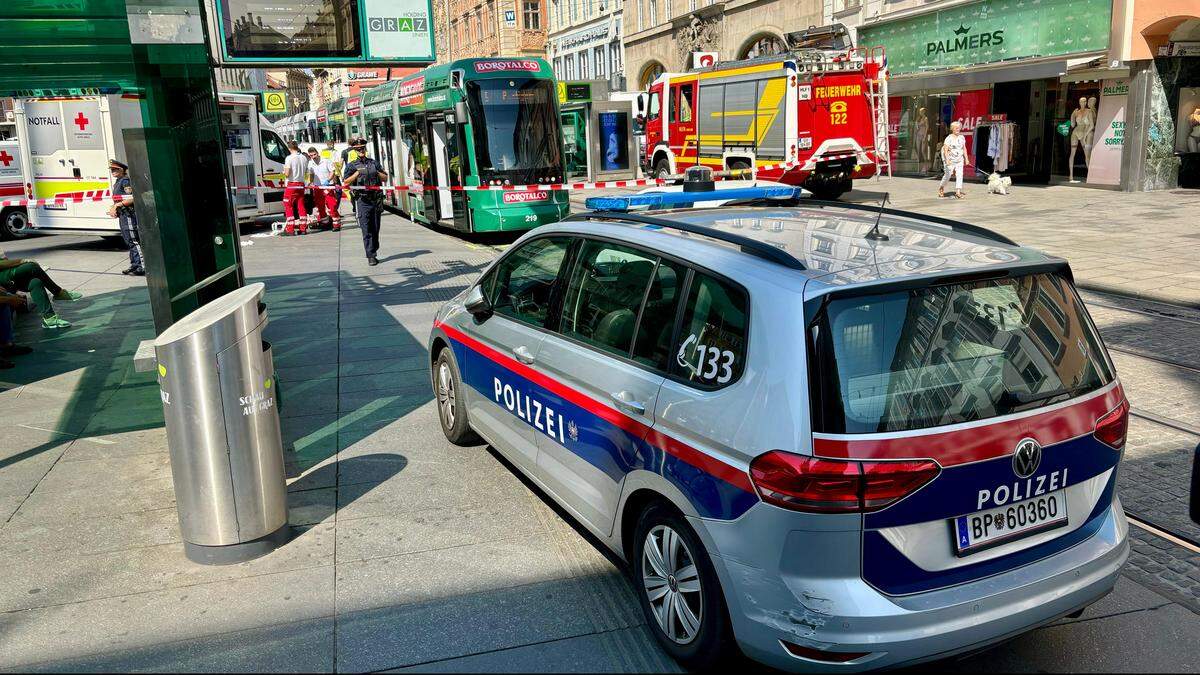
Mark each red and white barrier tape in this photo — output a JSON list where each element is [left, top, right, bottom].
[[0, 191, 116, 208], [1, 155, 884, 206]]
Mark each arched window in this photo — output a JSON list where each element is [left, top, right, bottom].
[[739, 34, 785, 60], [639, 61, 665, 89]]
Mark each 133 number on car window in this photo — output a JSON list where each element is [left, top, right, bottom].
[[678, 335, 735, 384]]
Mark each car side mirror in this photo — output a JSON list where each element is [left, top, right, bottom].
[[1191, 443, 1200, 525], [464, 285, 491, 319]]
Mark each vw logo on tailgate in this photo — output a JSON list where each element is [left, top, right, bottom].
[[1012, 438, 1043, 478]]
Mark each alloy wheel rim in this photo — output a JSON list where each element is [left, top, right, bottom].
[[642, 524, 703, 644], [436, 362, 455, 428]]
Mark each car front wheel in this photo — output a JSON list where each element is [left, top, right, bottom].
[[434, 347, 480, 446], [633, 502, 735, 668]]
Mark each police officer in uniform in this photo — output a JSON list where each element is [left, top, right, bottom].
[[107, 159, 144, 276], [342, 138, 388, 266]]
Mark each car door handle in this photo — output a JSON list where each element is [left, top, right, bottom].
[[610, 391, 646, 416], [511, 345, 536, 364]]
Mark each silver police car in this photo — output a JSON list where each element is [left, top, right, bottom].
[[428, 191, 1129, 671]]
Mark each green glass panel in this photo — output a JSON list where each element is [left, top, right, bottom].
[[1, 0, 243, 332]]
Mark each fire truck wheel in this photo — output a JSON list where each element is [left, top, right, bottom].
[[654, 159, 672, 180], [1, 208, 29, 240]]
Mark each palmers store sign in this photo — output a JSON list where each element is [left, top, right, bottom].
[[859, 0, 1111, 76]]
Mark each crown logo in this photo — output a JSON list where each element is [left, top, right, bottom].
[[953, 23, 971, 35]]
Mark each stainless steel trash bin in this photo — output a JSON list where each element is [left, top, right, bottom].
[[154, 282, 289, 565]]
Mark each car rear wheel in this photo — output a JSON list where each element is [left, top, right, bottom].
[[1, 208, 29, 240], [434, 347, 480, 446], [633, 502, 734, 668]]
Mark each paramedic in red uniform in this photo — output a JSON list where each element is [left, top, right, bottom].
[[283, 140, 310, 235], [306, 146, 341, 231]]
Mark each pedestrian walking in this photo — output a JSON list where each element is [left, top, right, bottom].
[[283, 140, 310, 235], [341, 138, 388, 266], [106, 159, 144, 276], [306, 146, 341, 231], [938, 120, 969, 199]]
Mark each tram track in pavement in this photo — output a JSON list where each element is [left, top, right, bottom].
[[1075, 292, 1200, 555]]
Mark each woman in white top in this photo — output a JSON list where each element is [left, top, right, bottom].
[[938, 120, 969, 199]]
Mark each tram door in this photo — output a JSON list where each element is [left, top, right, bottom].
[[371, 119, 397, 207], [429, 117, 454, 223], [427, 113, 470, 229]]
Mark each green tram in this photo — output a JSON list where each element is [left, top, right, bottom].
[[360, 57, 569, 233], [324, 97, 348, 143]]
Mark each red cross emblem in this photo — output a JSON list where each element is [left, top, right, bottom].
[[74, 112, 90, 131], [0, 151, 12, 167]]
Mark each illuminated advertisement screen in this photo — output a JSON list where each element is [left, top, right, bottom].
[[219, 0, 361, 58]]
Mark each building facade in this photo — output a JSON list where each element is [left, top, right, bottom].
[[838, 0, 1199, 191], [433, 0, 549, 63], [547, 0, 625, 89], [623, 0, 821, 90]]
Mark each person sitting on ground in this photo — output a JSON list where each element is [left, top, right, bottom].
[[0, 289, 33, 369], [0, 253, 82, 329]]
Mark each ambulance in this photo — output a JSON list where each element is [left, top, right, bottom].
[[0, 138, 27, 239], [640, 44, 888, 200], [9, 91, 286, 239]]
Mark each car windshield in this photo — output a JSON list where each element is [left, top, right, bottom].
[[809, 272, 1115, 434], [466, 78, 563, 184]]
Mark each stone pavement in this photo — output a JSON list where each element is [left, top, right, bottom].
[[845, 177, 1200, 308], [573, 177, 1200, 307], [1, 213, 1199, 672]]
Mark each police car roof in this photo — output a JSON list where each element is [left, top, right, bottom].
[[553, 203, 1063, 294]]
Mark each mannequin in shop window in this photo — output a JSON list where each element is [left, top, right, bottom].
[[1188, 107, 1200, 153], [915, 107, 932, 173], [1068, 97, 1094, 182]]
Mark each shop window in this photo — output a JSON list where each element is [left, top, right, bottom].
[[1177, 88, 1200, 154]]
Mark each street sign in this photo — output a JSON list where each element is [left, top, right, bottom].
[[504, 9, 516, 26], [262, 91, 287, 114]]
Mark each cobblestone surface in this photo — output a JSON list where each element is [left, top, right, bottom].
[[1123, 524, 1200, 614], [1075, 291, 1200, 616]]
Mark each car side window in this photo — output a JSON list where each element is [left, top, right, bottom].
[[670, 272, 749, 387], [631, 259, 688, 370], [558, 240, 657, 358], [489, 237, 572, 327]]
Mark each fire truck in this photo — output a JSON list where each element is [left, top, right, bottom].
[[640, 38, 888, 200]]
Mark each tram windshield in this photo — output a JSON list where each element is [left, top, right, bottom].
[[466, 78, 563, 184]]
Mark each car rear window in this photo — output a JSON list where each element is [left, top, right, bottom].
[[808, 273, 1115, 434]]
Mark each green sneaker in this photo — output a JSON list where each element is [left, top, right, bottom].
[[55, 290, 83, 301], [42, 314, 71, 329]]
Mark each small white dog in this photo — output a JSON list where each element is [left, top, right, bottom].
[[987, 172, 1012, 195]]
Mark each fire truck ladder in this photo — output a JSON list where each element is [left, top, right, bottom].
[[867, 46, 892, 179]]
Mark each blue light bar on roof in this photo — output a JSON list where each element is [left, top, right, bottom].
[[585, 185, 802, 212]]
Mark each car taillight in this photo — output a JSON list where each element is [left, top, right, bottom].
[[749, 451, 940, 513], [1094, 399, 1130, 449]]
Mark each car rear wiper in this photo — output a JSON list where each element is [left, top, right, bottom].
[[1006, 383, 1093, 409]]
